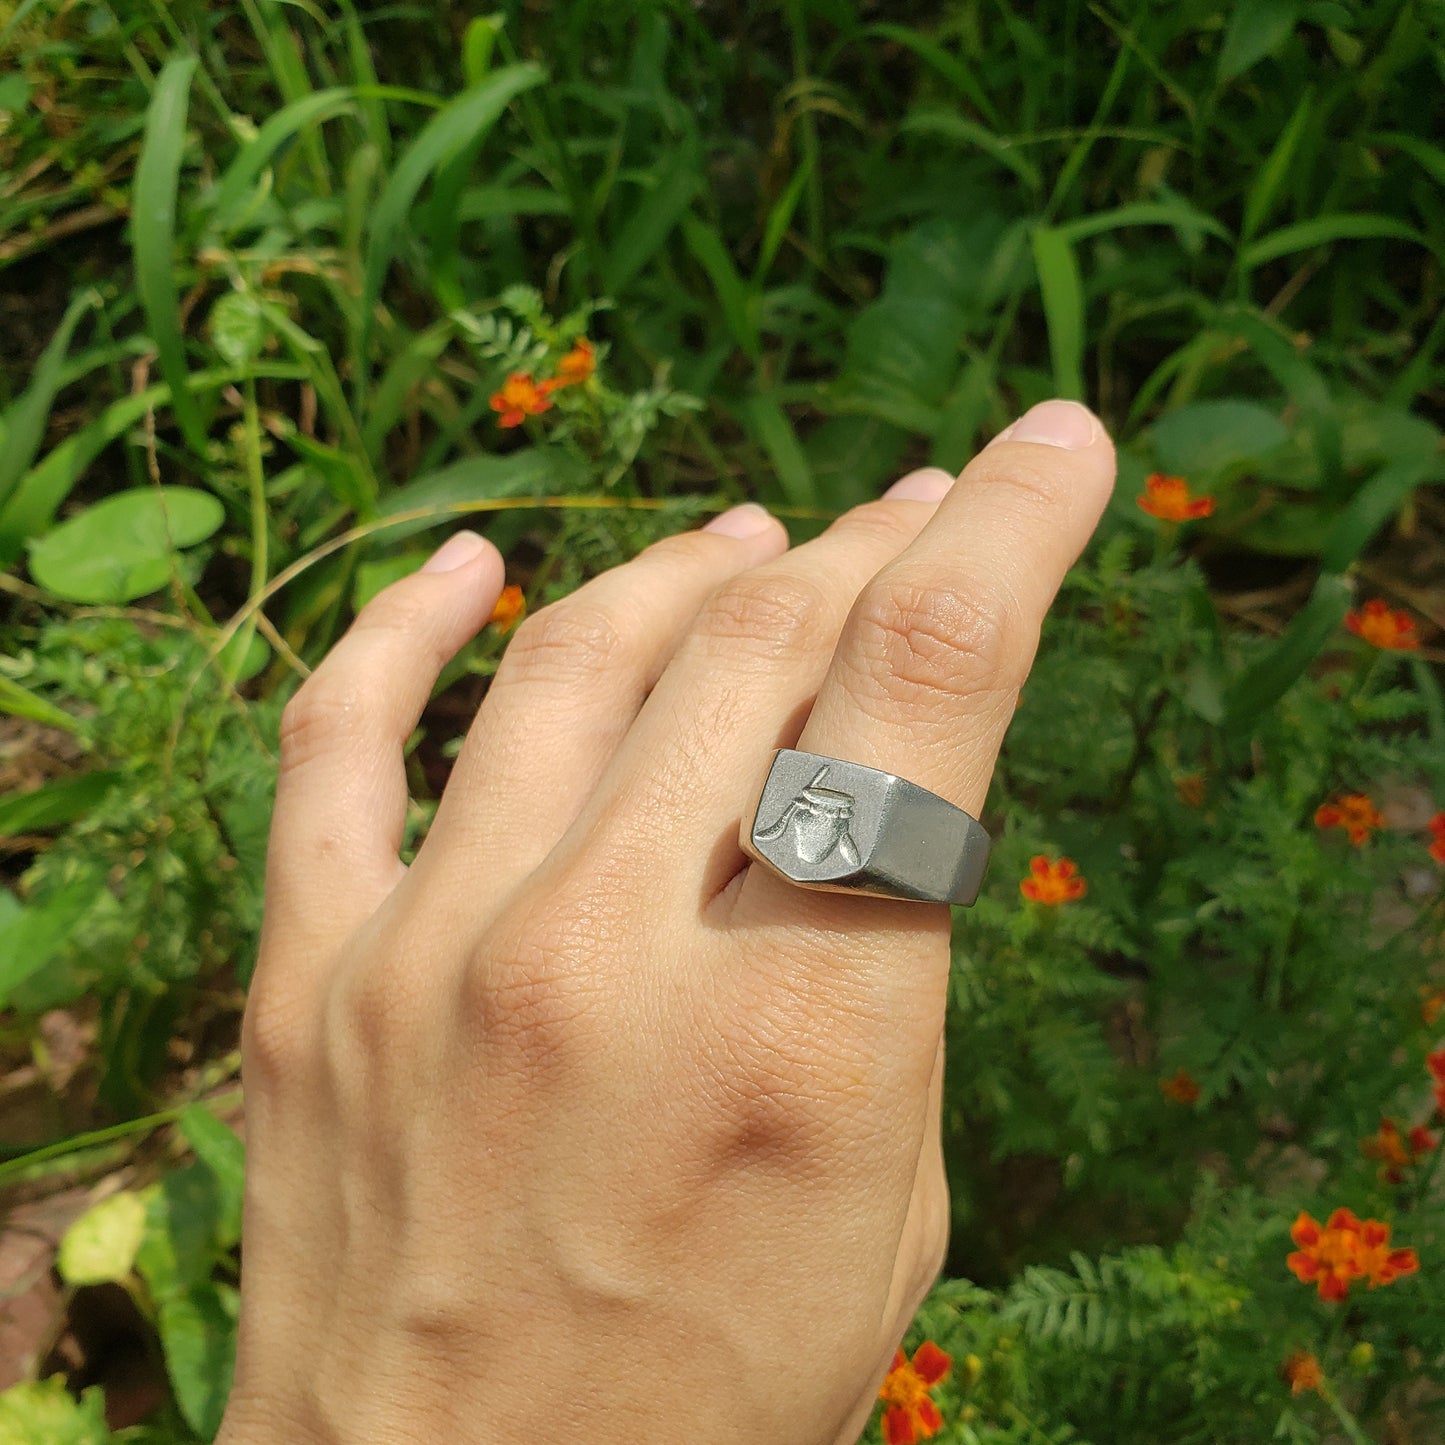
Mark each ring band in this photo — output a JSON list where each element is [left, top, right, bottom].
[[740, 749, 992, 906]]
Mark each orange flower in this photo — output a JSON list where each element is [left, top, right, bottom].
[[489, 372, 554, 427], [1283, 1350, 1324, 1396], [1174, 773, 1206, 808], [1159, 1067, 1201, 1104], [1429, 812, 1445, 865], [1136, 473, 1214, 522], [1353, 1218, 1419, 1289], [1314, 794, 1385, 846], [1422, 986, 1445, 1025], [1344, 598, 1419, 651], [1361, 1118, 1433, 1183], [1019, 855, 1087, 905], [1428, 1049, 1445, 1116], [1287, 1208, 1418, 1300], [878, 1342, 951, 1444], [488, 584, 526, 632], [552, 336, 596, 388]]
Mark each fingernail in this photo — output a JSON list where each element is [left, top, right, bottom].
[[703, 502, 774, 538], [984, 421, 1017, 449], [884, 468, 954, 502], [422, 530, 486, 573], [1006, 399, 1100, 450]]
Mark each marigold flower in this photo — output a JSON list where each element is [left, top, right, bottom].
[[1344, 598, 1419, 651], [1422, 986, 1445, 1025], [488, 584, 526, 632], [878, 1342, 951, 1444], [1287, 1208, 1418, 1300], [1136, 472, 1214, 522], [1314, 794, 1384, 846], [489, 372, 554, 427], [1428, 1049, 1445, 1116], [1019, 855, 1087, 905], [1429, 812, 1445, 865], [1361, 1118, 1434, 1183], [1159, 1067, 1200, 1104], [1283, 1350, 1324, 1395], [1353, 1218, 1419, 1289], [552, 336, 596, 388], [1174, 773, 1206, 808]]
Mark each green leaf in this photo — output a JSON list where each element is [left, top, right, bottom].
[[0, 288, 100, 512], [29, 486, 224, 604], [1031, 225, 1085, 401], [360, 65, 545, 384], [378, 446, 586, 542], [1218, 0, 1301, 82], [158, 1282, 238, 1439], [179, 1105, 245, 1248], [681, 214, 760, 360], [1241, 92, 1312, 242], [898, 108, 1041, 191], [135, 1165, 223, 1300], [599, 133, 701, 296], [1371, 129, 1445, 189], [0, 770, 120, 835], [207, 87, 355, 235], [0, 73, 30, 114], [1054, 201, 1228, 247], [0, 362, 306, 562], [0, 1378, 109, 1445], [736, 393, 816, 508], [209, 292, 268, 368], [463, 14, 506, 83], [1150, 400, 1289, 480], [1223, 573, 1352, 735], [0, 676, 80, 734], [133, 56, 208, 457], [1321, 458, 1443, 572], [1241, 214, 1428, 268], [0, 879, 98, 1004], [57, 1190, 148, 1286]]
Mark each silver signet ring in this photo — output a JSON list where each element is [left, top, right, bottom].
[[740, 749, 991, 906]]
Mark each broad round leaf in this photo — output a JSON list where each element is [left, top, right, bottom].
[[29, 487, 224, 604], [57, 1190, 148, 1287], [209, 291, 268, 367]]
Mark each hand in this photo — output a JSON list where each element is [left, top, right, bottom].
[[218, 399, 1115, 1444]]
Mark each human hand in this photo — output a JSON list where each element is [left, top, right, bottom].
[[217, 399, 1115, 1444]]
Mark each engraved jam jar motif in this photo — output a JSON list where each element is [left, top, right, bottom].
[[755, 769, 861, 868]]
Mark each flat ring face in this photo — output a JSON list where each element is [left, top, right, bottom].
[[740, 749, 992, 907]]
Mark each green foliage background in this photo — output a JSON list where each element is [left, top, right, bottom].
[[0, 0, 1443, 1440]]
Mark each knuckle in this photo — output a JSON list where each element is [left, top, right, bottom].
[[242, 981, 313, 1084], [278, 679, 363, 773], [693, 571, 832, 659], [966, 451, 1069, 514], [845, 573, 1023, 705], [831, 498, 920, 547], [500, 599, 626, 682], [353, 583, 434, 643]]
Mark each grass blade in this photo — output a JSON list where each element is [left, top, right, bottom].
[[133, 56, 207, 458], [1222, 572, 1352, 736], [1241, 214, 1428, 269], [358, 64, 545, 394], [1241, 91, 1312, 242], [0, 288, 100, 510], [1031, 225, 1086, 401]]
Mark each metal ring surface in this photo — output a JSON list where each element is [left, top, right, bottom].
[[740, 749, 992, 906]]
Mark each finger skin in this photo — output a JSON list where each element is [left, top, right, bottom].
[[414, 510, 789, 907], [735, 404, 1116, 926], [561, 478, 960, 907], [262, 533, 504, 948]]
